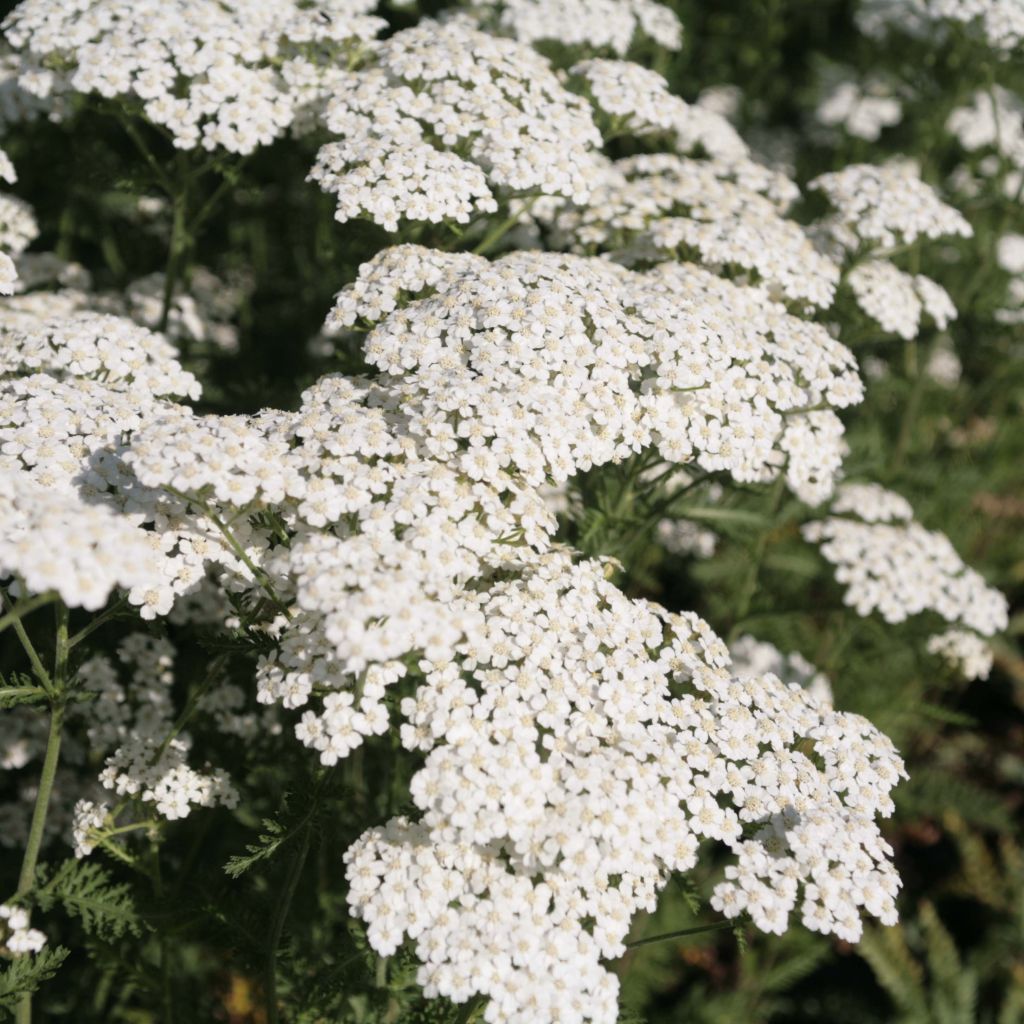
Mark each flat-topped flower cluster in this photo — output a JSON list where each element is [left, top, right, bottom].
[[0, 0, 1011, 1018]]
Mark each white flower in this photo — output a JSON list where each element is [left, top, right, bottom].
[[927, 628, 995, 680], [816, 77, 902, 141], [811, 162, 972, 251], [804, 483, 1008, 636], [2, 0, 386, 153], [847, 260, 956, 340], [464, 0, 683, 55], [0, 903, 47, 955], [310, 21, 605, 230]]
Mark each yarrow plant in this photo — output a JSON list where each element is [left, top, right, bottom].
[[0, 1, 1018, 1023]]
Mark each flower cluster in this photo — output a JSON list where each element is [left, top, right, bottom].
[[310, 20, 603, 231], [463, 0, 683, 55], [2, 0, 386, 153], [70, 634, 240, 855], [815, 73, 903, 142], [847, 259, 957, 340], [811, 161, 973, 251], [345, 554, 904, 1022], [0, 466, 160, 610], [804, 483, 1008, 674], [0, 310, 201, 398], [328, 245, 861, 503], [0, 903, 46, 955]]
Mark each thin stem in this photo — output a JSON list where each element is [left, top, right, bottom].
[[626, 919, 736, 950], [0, 591, 58, 634], [12, 703, 65, 1024], [889, 338, 926, 477], [264, 824, 313, 1024], [164, 487, 291, 617], [470, 196, 538, 256], [14, 706, 64, 901], [1, 591, 54, 693], [67, 597, 128, 650], [115, 112, 176, 195], [160, 154, 191, 333]]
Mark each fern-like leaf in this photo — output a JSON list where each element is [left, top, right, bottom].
[[0, 670, 48, 710], [0, 947, 69, 1018], [224, 817, 289, 879], [35, 860, 141, 940]]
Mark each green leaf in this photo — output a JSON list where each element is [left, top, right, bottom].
[[224, 817, 289, 879], [0, 947, 69, 1017], [35, 861, 141, 940], [0, 671, 48, 710]]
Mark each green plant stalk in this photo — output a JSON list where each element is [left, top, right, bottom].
[[0, 591, 58, 635], [14, 705, 64, 904], [265, 824, 313, 1024], [626, 919, 736, 949], [2, 591, 54, 694], [160, 155, 191, 333], [13, 604, 71, 1024], [890, 338, 926, 477]]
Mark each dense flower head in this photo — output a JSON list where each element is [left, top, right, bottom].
[[811, 162, 972, 251], [0, 309, 201, 398], [0, 466, 161, 610], [327, 245, 861, 502], [847, 259, 957, 340], [309, 20, 604, 231], [804, 483, 1009, 645], [544, 154, 837, 307], [463, 0, 683, 55], [570, 60, 747, 160], [2, 0, 386, 153], [0, 371, 267, 617], [927, 628, 995, 680], [345, 552, 905, 1022], [947, 86, 1024, 167]]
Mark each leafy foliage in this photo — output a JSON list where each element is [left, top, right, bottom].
[[0, 947, 69, 1019], [35, 860, 141, 940]]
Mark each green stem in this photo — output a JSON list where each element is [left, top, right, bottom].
[[14, 706, 64, 901], [115, 112, 175, 195], [626, 919, 736, 950], [264, 824, 313, 1024], [160, 155, 191, 333], [67, 597, 128, 650], [889, 338, 925, 477], [0, 591, 57, 635], [12, 699, 65, 1024], [164, 488, 291, 617], [470, 196, 539, 256], [1, 591, 54, 693]]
